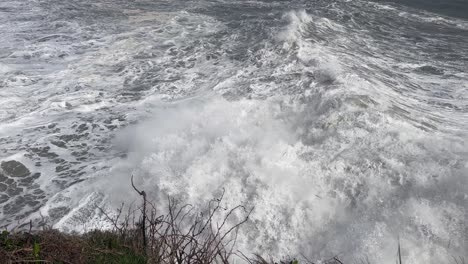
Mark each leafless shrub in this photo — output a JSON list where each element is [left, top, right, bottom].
[[98, 175, 253, 264]]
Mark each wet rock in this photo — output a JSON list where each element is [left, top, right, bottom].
[[1, 160, 30, 177]]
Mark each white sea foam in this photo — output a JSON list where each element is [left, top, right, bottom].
[[0, 2, 467, 263]]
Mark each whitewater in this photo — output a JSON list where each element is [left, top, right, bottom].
[[0, 0, 467, 262]]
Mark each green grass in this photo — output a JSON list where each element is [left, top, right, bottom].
[[0, 229, 147, 264]]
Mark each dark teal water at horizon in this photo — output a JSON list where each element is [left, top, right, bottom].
[[376, 0, 468, 19]]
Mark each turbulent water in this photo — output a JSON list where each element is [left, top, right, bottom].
[[1, 0, 467, 262]]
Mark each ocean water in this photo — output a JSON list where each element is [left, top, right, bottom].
[[0, 0, 467, 263], [378, 0, 468, 19]]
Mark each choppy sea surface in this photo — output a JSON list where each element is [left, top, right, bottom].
[[1, 0, 467, 262]]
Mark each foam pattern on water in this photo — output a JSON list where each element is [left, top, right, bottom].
[[0, 0, 467, 263]]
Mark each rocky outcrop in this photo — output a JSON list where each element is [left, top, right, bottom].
[[1, 160, 31, 178]]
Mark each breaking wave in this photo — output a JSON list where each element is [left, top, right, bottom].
[[1, 1, 467, 263]]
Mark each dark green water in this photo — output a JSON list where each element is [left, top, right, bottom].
[[376, 0, 468, 18]]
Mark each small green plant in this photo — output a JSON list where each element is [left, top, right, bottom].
[[0, 230, 13, 251], [0, 230, 8, 244], [33, 241, 40, 260]]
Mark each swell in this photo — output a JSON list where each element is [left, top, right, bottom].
[[0, 1, 467, 263], [53, 7, 468, 263]]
